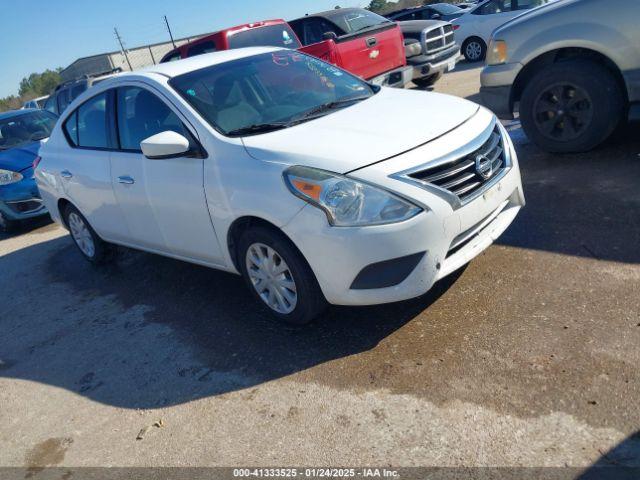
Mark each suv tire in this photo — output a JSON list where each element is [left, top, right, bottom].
[[238, 226, 327, 325], [520, 59, 624, 153]]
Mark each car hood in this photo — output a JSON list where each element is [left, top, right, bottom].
[[0, 141, 42, 173], [242, 88, 479, 174]]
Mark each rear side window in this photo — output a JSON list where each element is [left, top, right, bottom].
[[293, 18, 342, 45], [70, 83, 86, 101], [63, 111, 79, 146], [44, 96, 57, 115], [76, 92, 109, 149], [161, 50, 182, 63], [57, 89, 71, 114], [187, 41, 217, 58], [116, 87, 189, 151], [227, 24, 301, 49]]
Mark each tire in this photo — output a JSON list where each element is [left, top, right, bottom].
[[462, 37, 486, 62], [238, 226, 327, 325], [520, 59, 624, 153], [413, 72, 443, 89], [63, 204, 113, 265], [0, 212, 18, 234]]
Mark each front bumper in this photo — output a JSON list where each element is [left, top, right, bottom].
[[408, 45, 460, 80], [368, 66, 414, 89], [480, 62, 523, 119], [0, 174, 48, 222], [283, 109, 524, 306]]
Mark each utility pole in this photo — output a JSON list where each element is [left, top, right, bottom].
[[164, 15, 177, 49], [114, 27, 133, 70]]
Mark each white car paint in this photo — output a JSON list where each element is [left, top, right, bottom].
[[452, 0, 551, 58], [36, 46, 524, 311]]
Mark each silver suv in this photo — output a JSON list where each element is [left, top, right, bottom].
[[480, 0, 640, 152]]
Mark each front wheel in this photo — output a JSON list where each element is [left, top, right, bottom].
[[0, 212, 17, 233], [519, 60, 624, 153], [462, 38, 486, 62], [63, 204, 113, 264], [238, 226, 327, 325]]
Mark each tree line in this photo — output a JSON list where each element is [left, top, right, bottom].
[[0, 69, 63, 112]]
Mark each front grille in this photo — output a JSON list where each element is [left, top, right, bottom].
[[7, 199, 43, 214], [407, 125, 507, 203], [424, 25, 456, 55]]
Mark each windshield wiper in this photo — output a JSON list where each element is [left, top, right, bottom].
[[226, 122, 289, 136], [290, 96, 371, 124]]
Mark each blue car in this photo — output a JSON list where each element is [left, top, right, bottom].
[[0, 109, 57, 232]]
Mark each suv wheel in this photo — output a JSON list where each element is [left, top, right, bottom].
[[238, 226, 327, 325], [63, 204, 113, 264], [520, 59, 624, 153], [462, 38, 486, 62]]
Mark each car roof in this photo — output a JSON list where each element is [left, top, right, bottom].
[[0, 109, 40, 121], [125, 46, 282, 79]]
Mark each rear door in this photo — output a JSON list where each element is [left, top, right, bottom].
[[109, 84, 222, 263]]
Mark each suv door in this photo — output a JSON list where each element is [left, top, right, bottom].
[[110, 85, 222, 263]]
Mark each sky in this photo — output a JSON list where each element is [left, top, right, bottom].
[[0, 0, 370, 98]]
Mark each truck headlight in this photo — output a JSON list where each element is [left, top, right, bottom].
[[284, 166, 423, 227], [487, 39, 508, 65], [0, 169, 23, 186]]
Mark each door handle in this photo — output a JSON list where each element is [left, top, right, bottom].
[[366, 37, 377, 48], [118, 175, 135, 185], [60, 170, 73, 179]]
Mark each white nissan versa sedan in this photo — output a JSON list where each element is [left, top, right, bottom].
[[36, 47, 524, 324]]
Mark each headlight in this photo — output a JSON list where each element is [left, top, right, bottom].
[[284, 166, 423, 227], [487, 39, 508, 66], [0, 169, 23, 186]]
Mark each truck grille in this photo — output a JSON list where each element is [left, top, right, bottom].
[[406, 125, 507, 203], [424, 24, 455, 55]]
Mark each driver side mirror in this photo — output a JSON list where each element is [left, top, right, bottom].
[[141, 131, 193, 160], [322, 31, 338, 41]]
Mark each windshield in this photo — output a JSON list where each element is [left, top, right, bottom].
[[0, 111, 57, 150], [228, 24, 302, 50], [170, 51, 376, 136], [433, 3, 464, 14], [330, 10, 392, 33]]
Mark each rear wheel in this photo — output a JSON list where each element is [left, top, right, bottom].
[[520, 60, 624, 153], [462, 37, 486, 62], [238, 226, 327, 325], [63, 204, 113, 264], [413, 72, 443, 89]]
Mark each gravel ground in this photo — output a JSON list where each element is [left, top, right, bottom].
[[1, 62, 639, 473]]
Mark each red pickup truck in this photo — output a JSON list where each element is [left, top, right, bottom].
[[160, 9, 411, 88]]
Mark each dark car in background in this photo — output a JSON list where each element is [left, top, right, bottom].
[[386, 3, 466, 22], [44, 69, 120, 116], [0, 109, 56, 231]]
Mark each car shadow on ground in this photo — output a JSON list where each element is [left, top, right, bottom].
[[578, 430, 640, 479], [493, 123, 640, 264], [0, 232, 466, 409]]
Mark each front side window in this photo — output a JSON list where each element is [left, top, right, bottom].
[[296, 18, 342, 45], [0, 111, 57, 150], [227, 24, 302, 50], [513, 0, 546, 9], [76, 92, 109, 149], [116, 86, 189, 151], [187, 41, 217, 58], [161, 50, 182, 63], [44, 95, 57, 114], [170, 51, 376, 136], [57, 89, 71, 114]]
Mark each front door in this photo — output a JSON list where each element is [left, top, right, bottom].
[[109, 85, 223, 264]]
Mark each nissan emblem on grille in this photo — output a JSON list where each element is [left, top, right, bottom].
[[475, 154, 494, 180]]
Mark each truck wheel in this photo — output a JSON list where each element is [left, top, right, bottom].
[[63, 204, 113, 265], [462, 38, 486, 62], [520, 59, 624, 153], [0, 212, 17, 233], [238, 226, 327, 325], [413, 72, 443, 89]]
